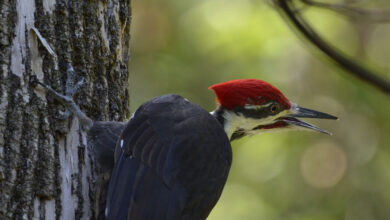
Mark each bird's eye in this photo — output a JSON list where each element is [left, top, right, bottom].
[[270, 104, 278, 113]]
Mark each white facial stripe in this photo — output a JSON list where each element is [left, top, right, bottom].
[[222, 108, 292, 139], [223, 111, 260, 138], [243, 103, 273, 110]]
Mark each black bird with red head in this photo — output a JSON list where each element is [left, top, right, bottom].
[[105, 79, 337, 219]]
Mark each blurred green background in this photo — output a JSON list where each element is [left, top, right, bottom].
[[129, 0, 390, 219]]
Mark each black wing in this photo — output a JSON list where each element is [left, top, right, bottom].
[[106, 94, 232, 220]]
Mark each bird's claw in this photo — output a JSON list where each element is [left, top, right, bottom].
[[68, 78, 84, 97], [37, 63, 93, 130], [39, 63, 84, 104]]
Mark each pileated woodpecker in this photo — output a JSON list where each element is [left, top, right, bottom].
[[39, 66, 337, 220]]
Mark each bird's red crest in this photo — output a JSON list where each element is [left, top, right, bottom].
[[209, 79, 291, 109]]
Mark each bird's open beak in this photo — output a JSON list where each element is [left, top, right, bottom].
[[280, 106, 338, 135]]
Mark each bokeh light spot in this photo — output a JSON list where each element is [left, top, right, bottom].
[[300, 141, 347, 188], [343, 113, 378, 166]]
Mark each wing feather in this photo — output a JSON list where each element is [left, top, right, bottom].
[[106, 94, 232, 220]]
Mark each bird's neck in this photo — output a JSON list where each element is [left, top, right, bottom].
[[211, 106, 226, 127], [211, 106, 247, 141]]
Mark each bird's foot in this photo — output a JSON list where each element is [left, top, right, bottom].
[[38, 64, 83, 106], [38, 63, 93, 130]]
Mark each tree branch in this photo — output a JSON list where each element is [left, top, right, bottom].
[[300, 0, 390, 23], [274, 0, 390, 95]]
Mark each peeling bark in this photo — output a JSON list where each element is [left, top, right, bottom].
[[0, 0, 131, 219]]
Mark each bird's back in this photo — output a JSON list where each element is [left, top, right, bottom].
[[106, 94, 232, 220]]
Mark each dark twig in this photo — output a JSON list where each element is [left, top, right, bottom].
[[300, 0, 390, 22], [274, 0, 390, 95]]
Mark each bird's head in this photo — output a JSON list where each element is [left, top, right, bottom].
[[209, 79, 337, 141]]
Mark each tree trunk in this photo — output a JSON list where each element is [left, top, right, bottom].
[[0, 0, 131, 219]]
